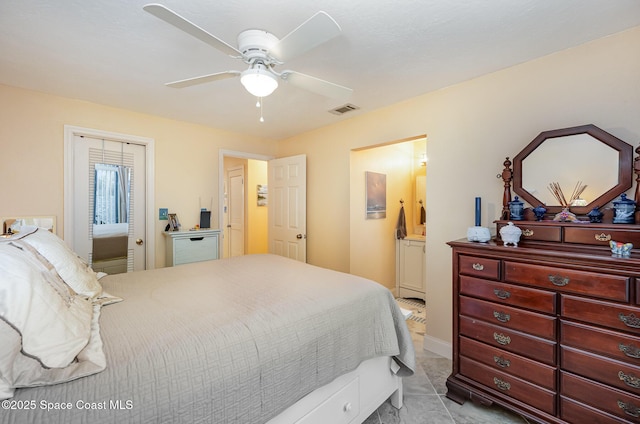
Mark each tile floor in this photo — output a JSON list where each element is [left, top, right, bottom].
[[364, 300, 528, 424]]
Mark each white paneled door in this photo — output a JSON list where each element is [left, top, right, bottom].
[[268, 154, 307, 262], [67, 133, 146, 272]]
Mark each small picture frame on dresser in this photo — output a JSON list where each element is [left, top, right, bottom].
[[168, 213, 180, 231]]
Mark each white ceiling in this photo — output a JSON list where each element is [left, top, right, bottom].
[[1, 1, 639, 141]]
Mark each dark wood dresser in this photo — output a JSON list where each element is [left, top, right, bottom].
[[447, 239, 640, 423]]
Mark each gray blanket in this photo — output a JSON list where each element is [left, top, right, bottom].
[[5, 254, 415, 424]]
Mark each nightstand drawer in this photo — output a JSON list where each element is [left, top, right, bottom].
[[504, 262, 629, 302], [460, 276, 556, 314], [459, 255, 500, 280], [460, 296, 555, 339], [164, 230, 220, 266], [174, 236, 218, 264]]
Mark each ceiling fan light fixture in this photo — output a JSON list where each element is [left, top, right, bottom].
[[240, 64, 278, 97]]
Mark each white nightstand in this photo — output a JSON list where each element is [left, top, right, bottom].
[[164, 229, 221, 266]]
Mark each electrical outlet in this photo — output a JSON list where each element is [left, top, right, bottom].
[[159, 208, 168, 220]]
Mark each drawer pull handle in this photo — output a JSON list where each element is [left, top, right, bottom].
[[493, 289, 511, 300], [522, 229, 534, 237], [548, 275, 569, 286], [619, 371, 640, 388], [618, 400, 640, 418], [620, 313, 640, 329], [494, 356, 511, 368], [189, 237, 204, 241], [620, 343, 640, 359], [595, 233, 612, 242], [493, 311, 510, 323], [472, 263, 484, 271], [493, 332, 511, 345], [343, 402, 352, 413], [493, 377, 511, 391]]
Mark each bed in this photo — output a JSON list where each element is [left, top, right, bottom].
[[0, 227, 415, 424]]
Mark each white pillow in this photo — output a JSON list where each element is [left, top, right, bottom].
[[0, 242, 93, 368], [19, 228, 103, 299]]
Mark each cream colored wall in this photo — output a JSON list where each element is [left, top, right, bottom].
[[247, 159, 268, 254], [0, 84, 276, 268], [277, 27, 640, 350], [349, 142, 415, 290]]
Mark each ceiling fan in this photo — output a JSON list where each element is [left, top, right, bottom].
[[143, 4, 353, 100]]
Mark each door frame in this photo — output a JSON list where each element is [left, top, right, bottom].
[[64, 125, 156, 269], [218, 149, 273, 258]]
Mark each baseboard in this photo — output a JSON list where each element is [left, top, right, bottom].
[[422, 335, 452, 360]]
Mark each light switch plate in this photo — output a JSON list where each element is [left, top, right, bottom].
[[159, 208, 168, 220]]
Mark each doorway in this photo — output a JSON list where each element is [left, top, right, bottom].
[[64, 126, 155, 271], [219, 150, 271, 259], [349, 136, 427, 291]]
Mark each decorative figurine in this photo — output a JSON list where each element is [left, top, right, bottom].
[[613, 193, 636, 224], [500, 222, 522, 247], [533, 205, 547, 221], [553, 208, 578, 222], [587, 206, 604, 223], [610, 240, 633, 257]]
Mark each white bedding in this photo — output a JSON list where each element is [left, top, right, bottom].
[[3, 254, 415, 424]]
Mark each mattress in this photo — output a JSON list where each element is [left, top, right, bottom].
[[5, 254, 415, 424]]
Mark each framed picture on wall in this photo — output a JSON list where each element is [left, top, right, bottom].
[[365, 171, 386, 219], [257, 184, 268, 206], [168, 213, 180, 231]]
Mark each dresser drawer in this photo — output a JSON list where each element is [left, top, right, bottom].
[[561, 320, 640, 364], [562, 295, 640, 335], [504, 262, 630, 302], [459, 315, 556, 365], [519, 224, 562, 242], [460, 356, 556, 415], [460, 337, 556, 390], [459, 255, 500, 280], [460, 296, 555, 339], [562, 371, 640, 422], [460, 276, 556, 314], [561, 396, 626, 424], [564, 226, 640, 248], [562, 345, 640, 395]]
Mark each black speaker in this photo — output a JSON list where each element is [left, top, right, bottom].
[[199, 211, 211, 229]]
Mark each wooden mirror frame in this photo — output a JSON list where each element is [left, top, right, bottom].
[[512, 124, 633, 215]]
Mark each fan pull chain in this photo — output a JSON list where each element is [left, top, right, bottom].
[[258, 97, 265, 122]]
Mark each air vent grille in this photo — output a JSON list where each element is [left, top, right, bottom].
[[329, 103, 360, 115]]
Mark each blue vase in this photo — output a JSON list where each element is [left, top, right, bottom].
[[533, 205, 546, 221], [587, 207, 604, 223]]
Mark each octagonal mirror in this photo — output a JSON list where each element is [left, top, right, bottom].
[[513, 124, 633, 215]]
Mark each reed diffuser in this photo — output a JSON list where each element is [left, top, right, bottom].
[[547, 181, 587, 221]]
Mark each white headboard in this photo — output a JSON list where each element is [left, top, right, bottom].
[[2, 216, 56, 234]]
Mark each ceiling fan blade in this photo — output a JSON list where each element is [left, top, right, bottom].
[[269, 11, 341, 63], [143, 4, 242, 58], [281, 71, 352, 100], [166, 71, 240, 88]]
